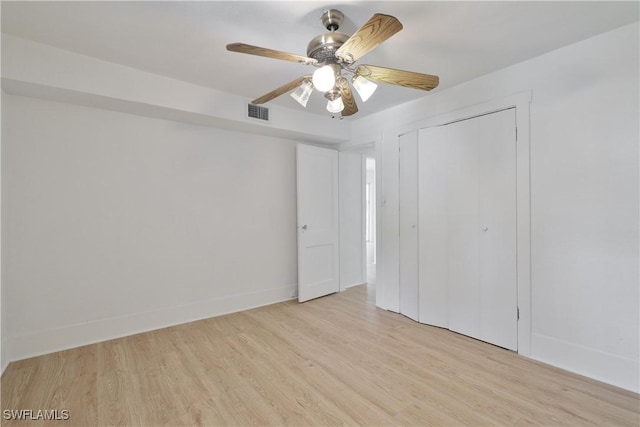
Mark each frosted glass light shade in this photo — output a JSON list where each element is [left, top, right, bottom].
[[352, 75, 377, 102], [312, 65, 336, 92], [291, 81, 313, 107], [326, 96, 344, 113]]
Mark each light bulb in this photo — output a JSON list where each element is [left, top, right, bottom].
[[312, 65, 336, 92], [326, 96, 344, 113], [352, 75, 378, 102], [290, 81, 313, 107]]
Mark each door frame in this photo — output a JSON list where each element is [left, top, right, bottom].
[[382, 91, 532, 356], [337, 148, 367, 292]]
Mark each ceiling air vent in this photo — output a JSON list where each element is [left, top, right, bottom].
[[247, 104, 269, 122]]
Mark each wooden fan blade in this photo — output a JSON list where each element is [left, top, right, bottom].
[[358, 65, 439, 91], [251, 76, 310, 105], [335, 14, 403, 63], [340, 82, 358, 117], [227, 43, 317, 65]]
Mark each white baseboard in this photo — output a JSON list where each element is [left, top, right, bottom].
[[531, 332, 639, 393], [7, 284, 297, 364], [345, 281, 367, 289]]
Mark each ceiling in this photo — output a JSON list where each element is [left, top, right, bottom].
[[2, 1, 638, 118]]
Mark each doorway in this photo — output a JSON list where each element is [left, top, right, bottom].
[[338, 145, 376, 302], [365, 156, 376, 302]]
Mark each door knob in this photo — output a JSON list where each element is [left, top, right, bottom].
[[482, 226, 488, 231], [301, 224, 308, 230]]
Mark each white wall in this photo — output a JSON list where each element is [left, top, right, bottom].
[[353, 23, 639, 393], [1, 35, 350, 145], [339, 151, 365, 289], [2, 93, 299, 361]]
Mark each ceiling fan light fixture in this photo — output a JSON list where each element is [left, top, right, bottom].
[[326, 96, 344, 113], [227, 10, 440, 118], [312, 65, 336, 92], [352, 75, 378, 102], [290, 80, 313, 107]]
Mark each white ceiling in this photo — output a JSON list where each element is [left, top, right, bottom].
[[2, 1, 638, 118]]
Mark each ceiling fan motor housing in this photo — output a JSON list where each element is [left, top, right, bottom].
[[306, 32, 349, 64], [307, 9, 348, 65]]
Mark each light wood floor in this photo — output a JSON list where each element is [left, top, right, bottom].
[[2, 285, 639, 426]]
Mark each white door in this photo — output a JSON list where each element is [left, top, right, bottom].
[[399, 132, 419, 321], [446, 116, 483, 341], [476, 109, 518, 350], [419, 108, 518, 351], [418, 125, 449, 328], [297, 144, 340, 302]]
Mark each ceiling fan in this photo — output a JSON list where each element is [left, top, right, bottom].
[[227, 9, 439, 118]]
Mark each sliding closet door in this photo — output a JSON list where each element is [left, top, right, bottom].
[[399, 131, 419, 321], [419, 108, 517, 351]]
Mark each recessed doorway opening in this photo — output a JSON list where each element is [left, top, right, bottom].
[[365, 156, 376, 299]]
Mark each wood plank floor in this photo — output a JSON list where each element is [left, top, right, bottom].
[[2, 285, 639, 426]]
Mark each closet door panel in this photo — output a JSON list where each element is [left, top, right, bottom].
[[417, 109, 518, 351], [399, 131, 419, 321], [418, 126, 449, 327], [478, 109, 518, 351], [446, 118, 481, 339]]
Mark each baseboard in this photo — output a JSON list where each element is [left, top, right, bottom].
[[531, 332, 639, 393], [7, 284, 297, 364], [345, 281, 367, 289]]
